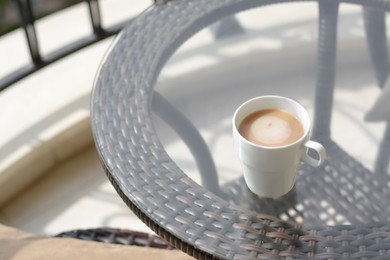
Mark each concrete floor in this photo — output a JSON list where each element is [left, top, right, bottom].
[[1, 146, 152, 235]]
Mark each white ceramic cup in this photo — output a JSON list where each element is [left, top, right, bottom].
[[232, 95, 326, 198]]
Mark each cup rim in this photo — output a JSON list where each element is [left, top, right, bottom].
[[233, 95, 310, 149]]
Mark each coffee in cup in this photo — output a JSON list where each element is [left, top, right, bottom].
[[232, 96, 326, 198], [238, 109, 304, 147]]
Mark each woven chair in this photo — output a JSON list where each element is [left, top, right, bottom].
[[90, 0, 390, 259]]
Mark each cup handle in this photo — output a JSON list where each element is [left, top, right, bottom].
[[302, 140, 326, 167]]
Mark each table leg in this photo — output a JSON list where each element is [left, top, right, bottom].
[[152, 92, 225, 197], [312, 1, 339, 142]]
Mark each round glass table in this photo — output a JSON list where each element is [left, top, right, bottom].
[[91, 0, 390, 258]]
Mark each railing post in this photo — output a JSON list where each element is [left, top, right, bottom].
[[15, 0, 42, 65], [87, 0, 105, 37]]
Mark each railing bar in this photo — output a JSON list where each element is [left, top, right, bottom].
[[15, 0, 42, 65], [0, 19, 131, 92], [87, 0, 104, 36]]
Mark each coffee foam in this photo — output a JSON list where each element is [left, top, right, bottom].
[[239, 109, 304, 147], [250, 114, 292, 145]]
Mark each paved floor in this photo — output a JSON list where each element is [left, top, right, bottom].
[[0, 1, 387, 237]]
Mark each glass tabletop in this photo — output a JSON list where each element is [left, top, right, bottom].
[[152, 3, 389, 227], [91, 0, 390, 258]]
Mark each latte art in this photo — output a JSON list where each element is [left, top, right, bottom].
[[239, 109, 304, 147]]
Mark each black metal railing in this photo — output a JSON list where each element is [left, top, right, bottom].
[[0, 0, 139, 91]]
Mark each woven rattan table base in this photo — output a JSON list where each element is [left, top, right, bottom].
[[91, 0, 390, 258], [55, 228, 176, 249]]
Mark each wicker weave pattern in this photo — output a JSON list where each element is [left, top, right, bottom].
[[91, 0, 390, 258], [55, 228, 176, 249]]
